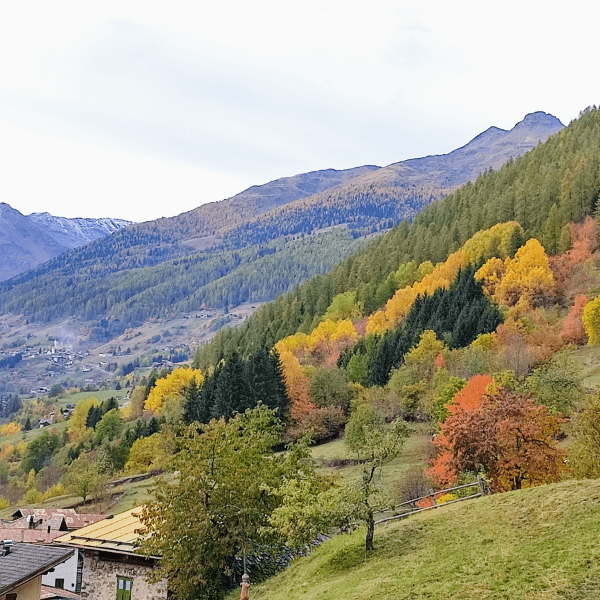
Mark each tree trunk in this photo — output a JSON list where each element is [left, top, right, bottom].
[[365, 513, 375, 552]]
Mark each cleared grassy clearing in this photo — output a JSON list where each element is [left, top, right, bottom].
[[227, 479, 600, 600], [0, 471, 170, 519], [310, 427, 432, 495], [573, 345, 600, 390]]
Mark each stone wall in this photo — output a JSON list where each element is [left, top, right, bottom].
[[79, 549, 168, 600]]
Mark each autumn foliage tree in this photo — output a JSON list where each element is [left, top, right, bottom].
[[560, 294, 588, 345], [427, 375, 493, 487], [145, 367, 203, 413], [582, 296, 600, 344], [477, 239, 556, 308], [434, 388, 568, 492]]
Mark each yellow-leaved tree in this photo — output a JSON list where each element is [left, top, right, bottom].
[[145, 367, 203, 413], [68, 397, 99, 441], [478, 238, 555, 308], [462, 221, 524, 264], [367, 249, 468, 334], [582, 296, 600, 344], [0, 422, 21, 437]]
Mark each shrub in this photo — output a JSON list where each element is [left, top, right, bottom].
[[286, 406, 346, 443]]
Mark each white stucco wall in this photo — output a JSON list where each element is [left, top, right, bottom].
[[41, 548, 80, 591]]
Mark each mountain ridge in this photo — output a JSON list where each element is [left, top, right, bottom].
[[0, 203, 133, 281], [218, 112, 564, 248], [0, 111, 564, 333]]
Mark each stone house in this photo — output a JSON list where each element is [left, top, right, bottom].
[[0, 541, 73, 600], [54, 509, 167, 600]]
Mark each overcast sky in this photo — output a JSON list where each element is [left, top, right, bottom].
[[0, 1, 596, 222]]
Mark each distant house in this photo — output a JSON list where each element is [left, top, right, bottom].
[[0, 541, 73, 600], [55, 508, 167, 600], [1, 509, 106, 593]]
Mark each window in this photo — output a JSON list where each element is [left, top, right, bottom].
[[55, 578, 65, 589], [7, 594, 17, 600], [116, 576, 133, 600]]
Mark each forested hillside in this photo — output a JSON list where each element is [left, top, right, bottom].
[[3, 110, 600, 600], [0, 229, 362, 328], [0, 113, 559, 333], [201, 107, 600, 365]]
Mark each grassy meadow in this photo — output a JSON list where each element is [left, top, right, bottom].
[[227, 478, 600, 600]]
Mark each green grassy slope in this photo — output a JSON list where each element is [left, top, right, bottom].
[[229, 479, 600, 600], [310, 428, 431, 494]]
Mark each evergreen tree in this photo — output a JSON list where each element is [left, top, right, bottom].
[[102, 397, 119, 414], [85, 405, 103, 429], [182, 378, 204, 424], [212, 353, 251, 419], [246, 347, 289, 417]]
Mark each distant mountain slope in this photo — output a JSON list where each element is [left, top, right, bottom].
[[28, 212, 132, 250], [0, 112, 564, 331], [132, 165, 381, 249], [0, 203, 132, 281], [220, 112, 564, 248], [0, 203, 68, 281]]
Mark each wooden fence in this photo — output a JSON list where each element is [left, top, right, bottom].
[[374, 475, 491, 526]]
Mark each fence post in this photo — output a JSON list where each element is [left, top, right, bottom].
[[429, 489, 437, 508], [477, 474, 486, 495]]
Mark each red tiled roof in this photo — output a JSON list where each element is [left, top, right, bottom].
[[63, 513, 106, 529], [5, 509, 106, 531], [0, 528, 60, 543], [41, 584, 82, 599]]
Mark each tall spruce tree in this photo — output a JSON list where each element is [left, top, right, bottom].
[[212, 353, 252, 419]]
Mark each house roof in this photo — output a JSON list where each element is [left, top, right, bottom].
[[11, 508, 76, 519], [41, 584, 82, 599], [0, 527, 61, 543], [0, 543, 74, 595], [54, 508, 148, 556], [7, 508, 106, 531]]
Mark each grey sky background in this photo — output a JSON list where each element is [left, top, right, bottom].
[[0, 0, 597, 222]]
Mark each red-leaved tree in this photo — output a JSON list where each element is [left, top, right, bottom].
[[426, 375, 493, 487], [560, 294, 588, 345], [441, 389, 569, 491]]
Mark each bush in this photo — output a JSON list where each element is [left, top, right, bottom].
[[396, 467, 433, 504], [286, 406, 346, 443]]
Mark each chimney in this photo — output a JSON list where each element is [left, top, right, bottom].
[[0, 540, 14, 556]]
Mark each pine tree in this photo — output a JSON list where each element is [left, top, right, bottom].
[[212, 353, 252, 419]]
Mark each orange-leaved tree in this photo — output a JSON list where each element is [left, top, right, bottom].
[[426, 374, 494, 487], [560, 294, 588, 345], [274, 342, 315, 423], [437, 388, 568, 492]]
